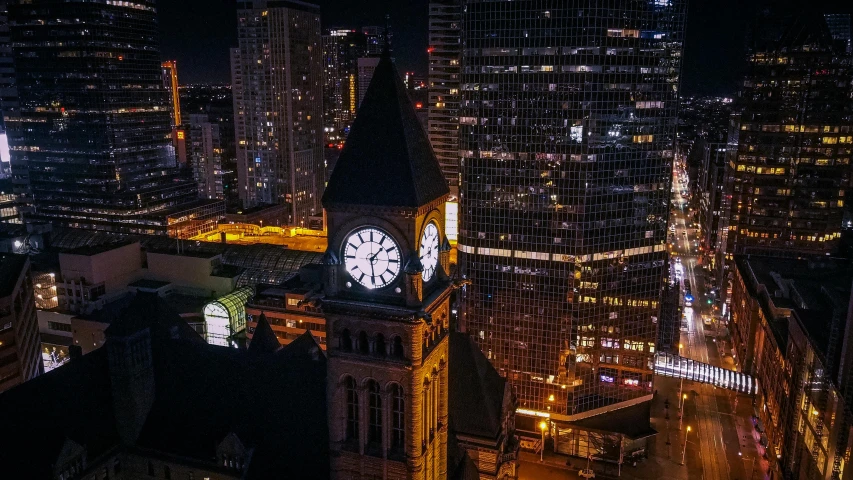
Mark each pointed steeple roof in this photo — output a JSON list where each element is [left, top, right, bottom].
[[322, 55, 449, 209], [248, 313, 281, 354]]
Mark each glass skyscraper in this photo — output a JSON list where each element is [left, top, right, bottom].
[[458, 0, 686, 423], [724, 13, 852, 260], [6, 0, 216, 235]]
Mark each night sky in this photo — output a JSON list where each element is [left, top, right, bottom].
[[158, 0, 851, 96]]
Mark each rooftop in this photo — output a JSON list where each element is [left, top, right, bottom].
[[0, 292, 328, 479], [129, 279, 172, 290], [737, 255, 853, 366], [62, 241, 136, 257]]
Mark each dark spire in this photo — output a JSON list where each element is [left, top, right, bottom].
[[322, 55, 449, 210], [440, 236, 452, 252], [248, 312, 281, 354], [405, 256, 424, 275]]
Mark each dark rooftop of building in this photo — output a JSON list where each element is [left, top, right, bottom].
[[0, 224, 324, 288], [129, 279, 172, 290], [0, 252, 27, 298], [736, 255, 853, 368], [0, 291, 329, 479], [62, 240, 136, 257], [449, 332, 508, 440], [573, 401, 657, 441], [322, 54, 449, 210]]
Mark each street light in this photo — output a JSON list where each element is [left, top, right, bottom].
[[681, 426, 692, 465], [679, 393, 687, 430], [539, 421, 548, 462]]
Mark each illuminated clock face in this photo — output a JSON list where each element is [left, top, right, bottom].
[[343, 227, 401, 289], [419, 222, 440, 282]]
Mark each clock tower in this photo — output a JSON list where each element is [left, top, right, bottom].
[[322, 52, 453, 480]]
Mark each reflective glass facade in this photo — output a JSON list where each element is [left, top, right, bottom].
[[725, 13, 853, 259], [7, 0, 200, 235], [458, 0, 685, 418], [232, 0, 324, 227]]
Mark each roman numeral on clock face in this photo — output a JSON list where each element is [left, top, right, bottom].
[[343, 227, 402, 289]]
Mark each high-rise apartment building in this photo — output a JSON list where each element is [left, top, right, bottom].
[[7, 0, 221, 236], [322, 29, 366, 145], [427, 0, 462, 190], [232, 0, 324, 227], [458, 0, 686, 438], [188, 114, 225, 200], [0, 253, 41, 393], [356, 57, 382, 110], [182, 84, 239, 207], [724, 13, 853, 260]]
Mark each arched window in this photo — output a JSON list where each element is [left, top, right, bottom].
[[422, 378, 430, 445], [432, 369, 440, 432], [391, 335, 405, 359], [340, 329, 352, 352], [344, 376, 359, 441], [367, 380, 382, 446], [390, 383, 405, 451], [374, 333, 386, 357], [358, 331, 370, 354]]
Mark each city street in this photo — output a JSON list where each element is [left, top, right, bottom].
[[515, 166, 770, 480], [660, 164, 769, 480]]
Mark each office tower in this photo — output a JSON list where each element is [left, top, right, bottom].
[[0, 0, 14, 176], [0, 0, 20, 186], [825, 14, 852, 54], [699, 141, 727, 289], [7, 0, 221, 236], [232, 0, 324, 227], [322, 29, 367, 145], [0, 253, 41, 393], [428, 0, 462, 190], [188, 114, 225, 200], [458, 0, 686, 434], [724, 13, 853, 260], [161, 60, 188, 167], [362, 23, 391, 57], [356, 57, 382, 109]]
